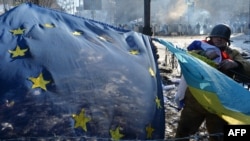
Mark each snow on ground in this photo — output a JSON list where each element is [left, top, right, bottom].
[[153, 33, 250, 140], [231, 33, 250, 56]]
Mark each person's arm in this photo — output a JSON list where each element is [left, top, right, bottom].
[[230, 49, 250, 76], [223, 48, 250, 77]]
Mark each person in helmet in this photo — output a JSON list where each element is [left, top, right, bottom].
[[175, 24, 250, 141]]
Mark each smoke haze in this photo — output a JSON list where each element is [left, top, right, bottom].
[[60, 0, 249, 33], [113, 0, 249, 26]]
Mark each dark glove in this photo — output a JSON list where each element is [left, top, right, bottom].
[[218, 59, 239, 70]]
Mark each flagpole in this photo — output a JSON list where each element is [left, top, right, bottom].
[[142, 0, 152, 36]]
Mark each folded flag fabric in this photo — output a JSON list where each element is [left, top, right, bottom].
[[175, 40, 222, 110], [0, 3, 165, 140], [187, 40, 222, 64], [155, 38, 250, 125]]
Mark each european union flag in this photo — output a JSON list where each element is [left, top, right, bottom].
[[0, 3, 165, 140]]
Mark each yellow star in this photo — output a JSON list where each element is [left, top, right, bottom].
[[43, 23, 55, 28], [129, 49, 139, 55], [72, 109, 91, 132], [28, 73, 50, 91], [148, 67, 155, 77], [146, 124, 155, 139], [110, 126, 124, 141], [72, 31, 82, 36], [155, 96, 162, 109], [8, 45, 28, 58], [10, 28, 25, 35]]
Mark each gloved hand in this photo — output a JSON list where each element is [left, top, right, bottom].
[[218, 59, 239, 70], [204, 49, 220, 60]]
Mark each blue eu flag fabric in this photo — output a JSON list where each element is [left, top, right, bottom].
[[0, 3, 165, 140]]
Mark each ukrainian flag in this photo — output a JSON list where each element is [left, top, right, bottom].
[[156, 38, 250, 125]]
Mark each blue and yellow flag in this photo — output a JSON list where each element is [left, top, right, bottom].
[[156, 38, 250, 125], [0, 3, 165, 140]]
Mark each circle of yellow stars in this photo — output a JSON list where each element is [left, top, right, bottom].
[[7, 24, 163, 140]]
